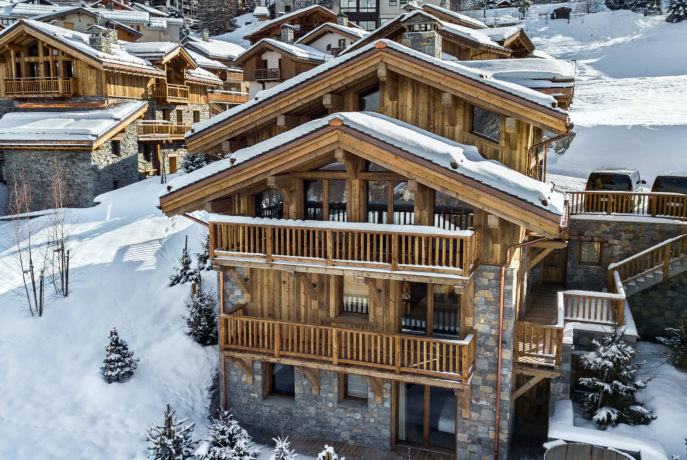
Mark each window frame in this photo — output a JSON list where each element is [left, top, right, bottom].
[[470, 105, 501, 144], [578, 240, 603, 266], [263, 363, 296, 399], [111, 140, 121, 156], [338, 373, 368, 403], [338, 275, 370, 320]]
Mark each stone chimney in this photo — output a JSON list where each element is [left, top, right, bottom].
[[202, 27, 210, 41], [401, 13, 442, 59], [87, 24, 117, 54], [280, 23, 294, 44], [337, 12, 348, 27]]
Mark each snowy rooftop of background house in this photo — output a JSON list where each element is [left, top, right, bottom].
[[243, 4, 336, 39], [90, 7, 151, 24], [480, 25, 524, 42], [120, 41, 179, 59], [237, 37, 331, 63], [185, 36, 246, 61], [212, 13, 266, 48], [131, 1, 170, 17], [186, 48, 227, 70], [170, 112, 565, 215], [5, 2, 63, 17], [437, 17, 506, 49], [253, 5, 269, 17], [460, 57, 575, 82], [185, 66, 222, 84], [419, 3, 487, 29], [1, 20, 164, 73], [190, 39, 561, 136], [0, 101, 147, 145], [294, 21, 369, 44]]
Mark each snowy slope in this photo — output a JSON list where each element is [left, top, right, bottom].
[[0, 177, 217, 460]]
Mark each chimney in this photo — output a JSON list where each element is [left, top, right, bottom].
[[88, 24, 116, 53], [202, 27, 210, 41], [401, 13, 442, 59], [331, 0, 340, 14], [280, 23, 294, 44], [439, 0, 450, 8], [337, 12, 348, 27]]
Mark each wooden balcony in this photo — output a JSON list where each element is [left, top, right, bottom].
[[207, 90, 250, 105], [225, 70, 244, 81], [137, 120, 190, 141], [152, 82, 190, 103], [209, 217, 479, 283], [221, 314, 477, 383], [567, 191, 687, 220], [255, 68, 281, 81], [4, 77, 75, 97]]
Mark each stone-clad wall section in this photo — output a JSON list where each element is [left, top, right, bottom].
[[627, 269, 687, 338]]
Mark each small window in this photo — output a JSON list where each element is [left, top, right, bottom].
[[472, 106, 500, 143], [162, 109, 170, 121], [579, 241, 602, 266], [193, 111, 200, 123], [143, 144, 153, 163], [338, 38, 346, 47], [176, 110, 183, 123], [340, 374, 368, 402], [341, 275, 369, 317], [265, 363, 295, 398], [111, 140, 121, 156]]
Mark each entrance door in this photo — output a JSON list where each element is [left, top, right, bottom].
[[397, 383, 456, 451], [169, 156, 177, 174], [542, 248, 567, 285]]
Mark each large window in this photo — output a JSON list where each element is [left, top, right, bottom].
[[397, 383, 456, 451], [304, 179, 347, 221], [367, 180, 414, 225], [402, 283, 460, 338], [255, 189, 283, 219], [265, 363, 295, 398], [341, 275, 369, 317], [579, 241, 602, 266], [472, 106, 500, 143], [434, 191, 473, 231]]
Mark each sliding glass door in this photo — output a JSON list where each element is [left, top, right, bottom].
[[397, 383, 456, 451]]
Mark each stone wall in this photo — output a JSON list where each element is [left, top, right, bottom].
[[567, 216, 687, 291], [92, 121, 141, 200], [457, 264, 517, 460], [224, 360, 392, 449], [627, 269, 687, 338]]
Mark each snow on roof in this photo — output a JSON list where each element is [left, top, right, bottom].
[[7, 3, 62, 17], [245, 4, 335, 38], [185, 36, 246, 61], [95, 8, 150, 23], [121, 41, 178, 58], [186, 48, 227, 70], [295, 21, 368, 44], [420, 3, 487, 29], [172, 112, 564, 215], [460, 58, 575, 81], [237, 37, 331, 63], [253, 5, 269, 16], [190, 39, 561, 136], [131, 1, 169, 17], [186, 66, 222, 84], [7, 19, 163, 74], [438, 18, 504, 49], [480, 25, 522, 42], [212, 17, 264, 48], [0, 101, 147, 145]]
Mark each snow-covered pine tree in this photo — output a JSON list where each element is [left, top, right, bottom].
[[667, 0, 687, 22], [196, 233, 213, 272], [316, 445, 343, 460], [170, 235, 200, 286], [181, 154, 207, 173], [184, 278, 218, 346], [100, 327, 139, 383], [146, 404, 196, 460], [270, 436, 297, 460], [642, 0, 662, 14], [200, 411, 259, 460], [657, 311, 687, 370], [578, 327, 655, 428]]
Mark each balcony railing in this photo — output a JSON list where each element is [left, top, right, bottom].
[[137, 120, 190, 140], [209, 217, 478, 278], [207, 90, 250, 105], [255, 68, 281, 81], [225, 70, 244, 81], [567, 191, 687, 220], [220, 315, 476, 382], [4, 77, 75, 97], [152, 82, 190, 103]]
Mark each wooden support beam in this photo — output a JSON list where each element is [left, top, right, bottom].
[[413, 182, 434, 227], [364, 278, 383, 310], [227, 267, 250, 302], [442, 92, 457, 127], [233, 358, 254, 384], [527, 247, 554, 272], [302, 367, 320, 395], [530, 240, 568, 249], [323, 93, 344, 112], [512, 374, 545, 401], [513, 364, 559, 378], [277, 114, 301, 129], [266, 175, 298, 207], [386, 71, 398, 102], [455, 385, 471, 419], [221, 139, 246, 154], [364, 376, 383, 404], [294, 272, 317, 299], [377, 61, 388, 82], [334, 148, 358, 179]]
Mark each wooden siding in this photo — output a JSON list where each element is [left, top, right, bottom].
[[106, 71, 154, 99]]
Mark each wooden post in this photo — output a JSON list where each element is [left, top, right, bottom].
[[326, 229, 333, 266], [332, 330, 339, 365], [266, 227, 273, 263], [391, 233, 399, 271], [394, 335, 401, 374], [461, 343, 469, 380], [274, 323, 281, 358], [664, 243, 671, 282]]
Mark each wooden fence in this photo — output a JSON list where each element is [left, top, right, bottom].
[[608, 234, 687, 288], [255, 68, 281, 81], [208, 90, 250, 104], [152, 82, 190, 103], [567, 191, 687, 219], [220, 315, 476, 381], [514, 321, 563, 367], [4, 77, 75, 96], [210, 219, 478, 276], [137, 120, 190, 140]]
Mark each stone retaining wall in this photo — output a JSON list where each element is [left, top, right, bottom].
[[628, 270, 687, 338]]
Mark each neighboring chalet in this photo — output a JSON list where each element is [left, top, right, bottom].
[[242, 5, 339, 45], [0, 19, 216, 209], [160, 14, 577, 455], [294, 15, 368, 56], [234, 29, 330, 99]]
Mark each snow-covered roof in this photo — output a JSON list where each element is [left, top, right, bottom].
[[186, 66, 223, 85], [6, 2, 62, 17], [438, 16, 505, 50], [121, 41, 178, 58], [460, 58, 576, 87], [295, 21, 368, 45], [185, 36, 246, 61], [236, 37, 331, 63], [253, 5, 269, 17], [480, 25, 522, 42], [420, 3, 487, 29], [186, 48, 227, 70], [169, 112, 565, 215], [131, 1, 169, 17], [0, 19, 164, 75], [191, 39, 562, 136], [0, 101, 148, 147], [244, 4, 336, 40]]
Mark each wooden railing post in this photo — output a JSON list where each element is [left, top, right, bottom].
[[332, 330, 339, 365], [664, 243, 671, 282], [461, 343, 469, 381], [616, 298, 624, 325], [391, 233, 399, 271], [266, 227, 273, 263], [274, 323, 281, 358], [394, 336, 401, 374], [326, 229, 333, 266]]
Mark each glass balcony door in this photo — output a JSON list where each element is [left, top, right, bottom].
[[397, 383, 456, 451]]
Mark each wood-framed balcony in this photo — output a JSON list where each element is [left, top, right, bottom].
[[4, 77, 75, 97], [209, 216, 479, 285], [207, 90, 250, 105], [152, 82, 190, 104], [225, 69, 244, 81], [567, 191, 687, 220], [220, 312, 477, 387], [137, 120, 190, 141], [255, 68, 281, 81]]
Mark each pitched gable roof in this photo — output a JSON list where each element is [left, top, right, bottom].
[[186, 40, 569, 153], [235, 37, 331, 65], [294, 21, 368, 46], [420, 4, 487, 29], [121, 41, 197, 67], [162, 112, 565, 236], [242, 5, 338, 43], [184, 35, 246, 61]]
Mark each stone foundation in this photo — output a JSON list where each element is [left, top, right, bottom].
[[627, 270, 687, 338]]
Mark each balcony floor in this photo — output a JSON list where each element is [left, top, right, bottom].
[[524, 283, 563, 325]]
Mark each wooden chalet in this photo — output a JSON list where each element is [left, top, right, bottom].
[[242, 5, 339, 45], [31, 7, 144, 41], [294, 19, 368, 56]]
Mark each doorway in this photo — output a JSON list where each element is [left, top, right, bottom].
[[542, 248, 567, 285], [396, 383, 456, 452], [168, 156, 177, 174]]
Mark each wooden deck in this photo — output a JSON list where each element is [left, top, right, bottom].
[[524, 283, 562, 325]]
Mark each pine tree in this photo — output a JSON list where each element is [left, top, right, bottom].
[[200, 411, 259, 460], [146, 404, 196, 460], [667, 0, 687, 22], [181, 154, 207, 173], [170, 236, 200, 287], [642, 0, 662, 14], [578, 327, 655, 428], [196, 233, 213, 272], [184, 279, 218, 346], [317, 445, 343, 460], [100, 327, 139, 383], [657, 311, 687, 371], [270, 436, 297, 460]]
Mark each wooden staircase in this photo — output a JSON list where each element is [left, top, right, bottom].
[[608, 234, 687, 296]]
